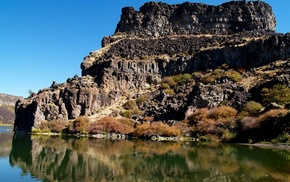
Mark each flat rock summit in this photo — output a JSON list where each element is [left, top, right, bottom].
[[14, 1, 290, 132]]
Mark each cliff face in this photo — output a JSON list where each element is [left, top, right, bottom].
[[0, 93, 21, 124], [114, 1, 275, 37], [14, 1, 290, 131]]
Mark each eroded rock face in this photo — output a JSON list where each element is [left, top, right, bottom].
[[114, 1, 275, 38], [14, 76, 120, 131], [14, 1, 290, 131]]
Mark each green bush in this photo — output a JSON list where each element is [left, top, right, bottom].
[[225, 69, 242, 82], [161, 83, 170, 89], [242, 101, 263, 116], [272, 133, 290, 144], [121, 108, 143, 118], [123, 100, 138, 110], [173, 73, 192, 85], [163, 88, 175, 95], [161, 76, 176, 87], [136, 94, 150, 105], [261, 84, 290, 106]]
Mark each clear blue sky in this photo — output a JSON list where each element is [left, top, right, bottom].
[[0, 0, 289, 97]]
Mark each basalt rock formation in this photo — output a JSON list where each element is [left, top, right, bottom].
[[14, 1, 290, 132]]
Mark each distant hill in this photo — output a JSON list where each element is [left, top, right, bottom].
[[0, 93, 22, 124]]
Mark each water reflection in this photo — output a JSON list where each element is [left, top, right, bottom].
[[9, 134, 290, 182]]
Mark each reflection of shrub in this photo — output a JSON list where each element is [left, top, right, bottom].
[[134, 122, 181, 137], [261, 84, 290, 105], [90, 116, 134, 134], [242, 101, 263, 116], [73, 116, 90, 134]]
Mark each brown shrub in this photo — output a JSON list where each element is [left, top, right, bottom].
[[240, 116, 257, 130], [255, 109, 288, 127], [207, 106, 237, 121], [73, 116, 90, 134], [134, 122, 181, 137], [47, 119, 67, 133], [187, 108, 209, 124], [161, 76, 176, 87], [196, 119, 217, 135], [90, 116, 134, 134]]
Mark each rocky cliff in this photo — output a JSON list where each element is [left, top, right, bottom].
[[0, 93, 21, 124], [14, 1, 290, 132]]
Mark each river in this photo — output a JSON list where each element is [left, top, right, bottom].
[[1, 126, 290, 181]]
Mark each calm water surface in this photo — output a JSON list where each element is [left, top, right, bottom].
[[1, 126, 290, 181]]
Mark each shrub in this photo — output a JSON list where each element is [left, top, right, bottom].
[[242, 101, 263, 116], [225, 69, 242, 82], [90, 116, 134, 134], [123, 100, 138, 110], [192, 71, 204, 80], [272, 133, 290, 144], [134, 122, 181, 137], [161, 76, 176, 87], [117, 117, 135, 128], [220, 129, 236, 142], [173, 73, 192, 85], [187, 108, 209, 124], [47, 119, 67, 133], [207, 106, 237, 121], [136, 94, 150, 106], [73, 116, 90, 134], [240, 116, 257, 130], [163, 88, 175, 95], [261, 84, 290, 106], [161, 83, 170, 89], [121, 108, 143, 118], [255, 109, 288, 127]]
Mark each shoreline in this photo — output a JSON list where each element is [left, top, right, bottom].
[[236, 143, 290, 150]]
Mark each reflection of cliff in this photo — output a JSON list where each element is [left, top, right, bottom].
[[0, 132, 13, 158], [9, 134, 290, 181]]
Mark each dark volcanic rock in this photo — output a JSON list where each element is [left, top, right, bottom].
[[114, 1, 275, 38]]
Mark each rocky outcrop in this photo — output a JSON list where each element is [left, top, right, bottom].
[[14, 1, 290, 132], [113, 1, 275, 37], [0, 93, 22, 124], [14, 76, 121, 131]]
